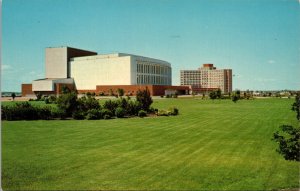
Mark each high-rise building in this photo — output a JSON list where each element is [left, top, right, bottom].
[[180, 64, 232, 94]]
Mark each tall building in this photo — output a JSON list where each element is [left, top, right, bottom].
[[22, 46, 188, 96], [180, 64, 232, 94]]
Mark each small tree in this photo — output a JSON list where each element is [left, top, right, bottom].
[[117, 88, 125, 97], [36, 92, 43, 101], [109, 89, 114, 96], [292, 93, 300, 120], [236, 90, 241, 98], [232, 94, 239, 103], [273, 125, 300, 161], [209, 91, 217, 100], [273, 93, 300, 161], [11, 93, 16, 101], [57, 92, 78, 117], [216, 89, 222, 99], [61, 85, 71, 94], [136, 87, 153, 111]]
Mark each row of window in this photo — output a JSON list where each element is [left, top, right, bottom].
[[137, 62, 171, 75], [137, 74, 171, 85]]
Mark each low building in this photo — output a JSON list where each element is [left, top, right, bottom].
[[180, 64, 232, 94], [22, 46, 189, 96]]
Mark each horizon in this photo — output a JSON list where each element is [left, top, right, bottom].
[[2, 0, 300, 92]]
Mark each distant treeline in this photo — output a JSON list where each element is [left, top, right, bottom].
[[2, 92, 22, 97]]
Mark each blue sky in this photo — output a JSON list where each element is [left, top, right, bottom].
[[2, 0, 300, 92]]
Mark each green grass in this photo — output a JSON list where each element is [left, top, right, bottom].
[[2, 98, 299, 190]]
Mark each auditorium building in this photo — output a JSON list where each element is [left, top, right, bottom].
[[22, 46, 189, 97]]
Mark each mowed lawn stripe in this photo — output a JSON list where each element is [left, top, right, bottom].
[[2, 98, 299, 190]]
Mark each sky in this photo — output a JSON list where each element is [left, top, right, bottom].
[[2, 0, 300, 92]]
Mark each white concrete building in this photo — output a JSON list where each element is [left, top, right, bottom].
[[25, 46, 173, 95], [70, 53, 172, 90]]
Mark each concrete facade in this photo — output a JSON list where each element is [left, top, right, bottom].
[[180, 64, 232, 94], [45, 47, 97, 78], [70, 53, 172, 90], [22, 46, 179, 96], [32, 78, 74, 92]]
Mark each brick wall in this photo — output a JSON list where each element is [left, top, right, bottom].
[[21, 84, 34, 97], [96, 85, 189, 96]]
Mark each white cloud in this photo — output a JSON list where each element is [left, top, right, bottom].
[[1, 64, 12, 70], [267, 60, 275, 64]]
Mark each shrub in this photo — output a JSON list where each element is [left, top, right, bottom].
[[57, 92, 78, 116], [86, 92, 92, 97], [138, 110, 147, 118], [72, 110, 85, 120], [126, 100, 141, 116], [44, 97, 50, 104], [14, 102, 38, 120], [86, 109, 101, 120], [50, 107, 67, 119], [77, 95, 100, 112], [136, 87, 153, 111], [36, 92, 43, 101], [157, 109, 171, 116], [48, 95, 57, 103], [11, 93, 16, 101], [209, 91, 217, 100], [168, 107, 179, 116], [37, 106, 52, 120], [115, 107, 126, 118], [117, 98, 128, 109], [149, 107, 156, 114], [117, 88, 125, 97], [1, 102, 55, 120], [103, 99, 119, 114], [232, 95, 239, 103], [100, 109, 113, 118], [103, 114, 111, 120], [173, 94, 178, 98], [292, 93, 300, 120]]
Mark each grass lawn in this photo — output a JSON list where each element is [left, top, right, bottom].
[[2, 98, 299, 190]]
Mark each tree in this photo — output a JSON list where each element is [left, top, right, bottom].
[[61, 85, 71, 94], [209, 91, 217, 100], [57, 92, 78, 117], [273, 125, 300, 161], [232, 94, 239, 103], [236, 90, 241, 98], [136, 87, 153, 111], [216, 89, 222, 99], [292, 93, 300, 120], [273, 93, 300, 161], [231, 91, 240, 103], [117, 88, 125, 97], [109, 89, 114, 96], [11, 93, 16, 101], [36, 92, 43, 100]]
